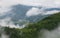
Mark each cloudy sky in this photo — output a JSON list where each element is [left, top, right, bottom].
[[0, 0, 60, 28], [0, 0, 60, 16], [0, 0, 60, 7]]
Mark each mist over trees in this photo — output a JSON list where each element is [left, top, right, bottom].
[[4, 12, 60, 38]]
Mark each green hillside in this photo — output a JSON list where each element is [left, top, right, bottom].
[[4, 12, 60, 38]]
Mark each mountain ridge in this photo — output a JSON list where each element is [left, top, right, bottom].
[[3, 12, 60, 38]]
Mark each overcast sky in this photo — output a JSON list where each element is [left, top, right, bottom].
[[0, 0, 60, 7]]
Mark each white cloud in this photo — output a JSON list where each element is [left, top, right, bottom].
[[0, 0, 18, 16], [39, 26, 60, 38], [0, 0, 18, 7], [26, 7, 60, 17], [0, 0, 60, 8], [26, 7, 44, 17], [44, 10, 60, 15], [16, 0, 60, 8], [0, 17, 25, 28], [0, 7, 12, 16]]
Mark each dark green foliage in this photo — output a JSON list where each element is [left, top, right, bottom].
[[37, 12, 60, 30], [4, 27, 21, 38], [4, 12, 60, 38]]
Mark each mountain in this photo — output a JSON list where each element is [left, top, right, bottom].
[[1, 4, 60, 25], [4, 12, 60, 38]]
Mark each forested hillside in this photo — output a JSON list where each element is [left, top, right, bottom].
[[4, 12, 60, 38]]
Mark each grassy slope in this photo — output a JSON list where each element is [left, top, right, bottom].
[[4, 12, 60, 38]]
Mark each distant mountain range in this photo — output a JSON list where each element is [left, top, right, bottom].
[[0, 4, 60, 26]]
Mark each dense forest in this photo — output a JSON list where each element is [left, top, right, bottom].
[[4, 12, 60, 38]]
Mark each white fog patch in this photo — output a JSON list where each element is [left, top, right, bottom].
[[0, 0, 19, 16], [39, 27, 60, 38], [1, 32, 9, 38], [43, 10, 60, 15], [26, 7, 60, 17], [0, 17, 25, 29], [0, 17, 15, 28], [39, 23, 60, 38], [26, 7, 44, 17], [0, 7, 12, 16]]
